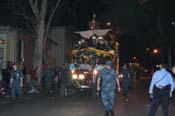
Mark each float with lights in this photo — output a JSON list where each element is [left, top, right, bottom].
[[60, 14, 120, 98]]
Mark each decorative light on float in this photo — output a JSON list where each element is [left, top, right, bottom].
[[98, 36, 103, 40], [91, 35, 96, 39]]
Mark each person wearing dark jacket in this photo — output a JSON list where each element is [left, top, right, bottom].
[[97, 61, 121, 116], [10, 63, 23, 103], [43, 65, 54, 97], [2, 68, 11, 97], [120, 63, 130, 102]]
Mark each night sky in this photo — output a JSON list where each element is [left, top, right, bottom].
[[0, 0, 175, 65]]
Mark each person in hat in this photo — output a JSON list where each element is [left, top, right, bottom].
[[10, 63, 23, 103], [97, 60, 121, 116], [149, 63, 174, 116]]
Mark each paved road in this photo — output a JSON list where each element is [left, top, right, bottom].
[[0, 78, 175, 116]]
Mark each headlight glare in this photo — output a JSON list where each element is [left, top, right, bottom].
[[71, 70, 75, 74], [93, 69, 98, 75], [72, 74, 78, 79], [79, 74, 85, 80]]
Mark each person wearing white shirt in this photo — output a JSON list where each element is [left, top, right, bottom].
[[149, 63, 174, 116]]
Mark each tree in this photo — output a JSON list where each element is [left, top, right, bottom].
[[11, 0, 62, 85], [28, 0, 62, 86]]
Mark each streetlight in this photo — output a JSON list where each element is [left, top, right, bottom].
[[153, 49, 159, 54], [153, 48, 160, 64], [106, 22, 112, 26]]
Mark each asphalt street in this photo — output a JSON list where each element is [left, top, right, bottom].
[[0, 78, 175, 116]]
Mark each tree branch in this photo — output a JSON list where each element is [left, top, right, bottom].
[[15, 13, 37, 35], [12, 0, 38, 37], [29, 0, 39, 20], [44, 0, 61, 41], [40, 0, 47, 20]]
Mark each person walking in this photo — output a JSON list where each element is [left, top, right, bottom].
[[59, 64, 70, 97], [43, 64, 54, 98], [120, 63, 130, 102], [149, 63, 174, 116], [128, 64, 136, 91], [10, 63, 23, 103], [97, 60, 121, 116]]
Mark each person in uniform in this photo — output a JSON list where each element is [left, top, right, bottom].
[[149, 63, 174, 116], [128, 64, 136, 91], [59, 64, 70, 97], [10, 63, 23, 103], [97, 60, 121, 116], [43, 65, 54, 98], [120, 63, 130, 102]]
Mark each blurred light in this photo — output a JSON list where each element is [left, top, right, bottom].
[[78, 41, 81, 44], [98, 36, 103, 40], [146, 48, 150, 51], [72, 74, 78, 79], [172, 21, 175, 26], [153, 49, 159, 54], [92, 35, 96, 39], [119, 74, 123, 78], [107, 22, 112, 26], [79, 74, 85, 80], [71, 70, 75, 74], [93, 69, 98, 75]]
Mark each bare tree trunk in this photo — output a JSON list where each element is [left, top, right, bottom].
[[28, 0, 61, 87], [36, 20, 45, 86]]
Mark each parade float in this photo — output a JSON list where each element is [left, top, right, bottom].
[[72, 14, 120, 72], [60, 14, 120, 98]]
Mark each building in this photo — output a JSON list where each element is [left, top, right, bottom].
[[48, 26, 77, 66], [0, 26, 34, 72], [0, 26, 78, 71]]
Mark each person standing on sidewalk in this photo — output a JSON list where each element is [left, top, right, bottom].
[[10, 63, 23, 103], [149, 63, 174, 116], [97, 60, 121, 116]]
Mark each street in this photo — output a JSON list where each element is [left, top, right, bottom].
[[0, 78, 175, 116]]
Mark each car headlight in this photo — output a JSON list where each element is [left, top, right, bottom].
[[72, 74, 78, 79], [79, 74, 85, 80], [93, 69, 98, 75]]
